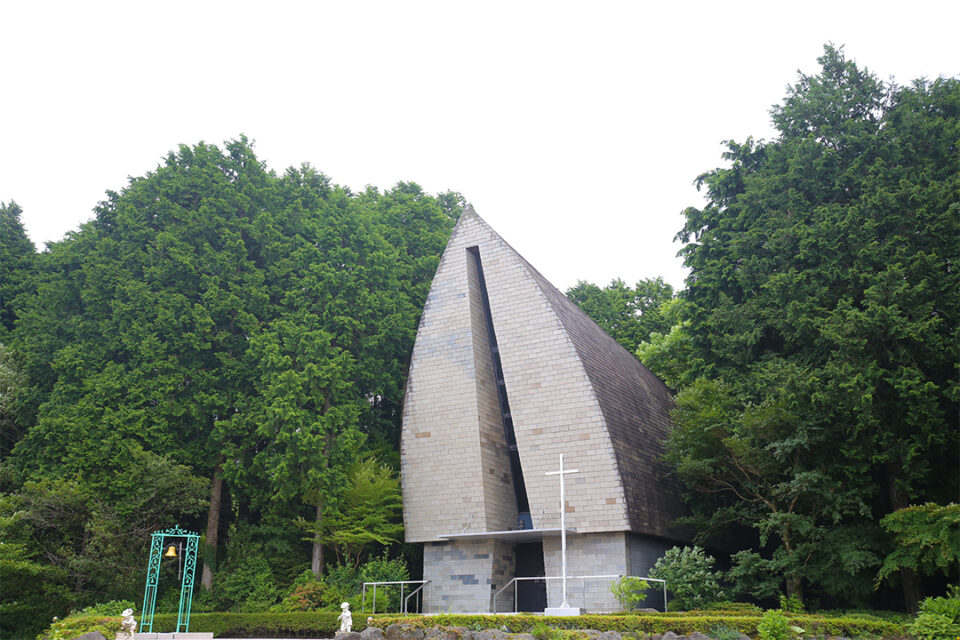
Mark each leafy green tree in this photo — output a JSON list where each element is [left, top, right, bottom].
[[609, 576, 652, 611], [0, 200, 36, 336], [668, 45, 959, 609], [321, 457, 404, 568], [648, 545, 725, 611], [635, 298, 703, 390], [3, 138, 461, 615], [0, 342, 27, 458], [566, 277, 675, 353], [0, 453, 207, 635], [877, 503, 960, 585]]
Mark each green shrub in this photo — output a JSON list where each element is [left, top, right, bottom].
[[70, 601, 136, 617], [707, 625, 744, 640], [756, 610, 790, 640], [373, 613, 901, 638], [41, 611, 352, 639], [610, 576, 652, 611], [38, 616, 121, 640], [37, 610, 908, 640], [320, 564, 369, 612], [908, 587, 960, 640], [213, 553, 282, 612], [648, 546, 725, 611], [531, 620, 563, 640], [36, 601, 136, 640], [697, 602, 763, 614], [275, 571, 327, 612], [155, 586, 188, 614], [777, 594, 804, 614], [358, 553, 411, 613]]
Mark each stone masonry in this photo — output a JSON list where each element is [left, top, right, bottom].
[[401, 208, 690, 613]]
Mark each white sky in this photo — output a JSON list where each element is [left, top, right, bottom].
[[2, 1, 958, 291]]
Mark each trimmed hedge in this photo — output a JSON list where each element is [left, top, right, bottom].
[[374, 613, 906, 639], [376, 614, 759, 635], [39, 610, 907, 640], [38, 616, 121, 640], [39, 612, 357, 640], [151, 612, 346, 637]]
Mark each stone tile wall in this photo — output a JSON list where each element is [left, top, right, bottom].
[[402, 209, 631, 543], [402, 208, 688, 613], [422, 539, 515, 613], [542, 532, 627, 612]]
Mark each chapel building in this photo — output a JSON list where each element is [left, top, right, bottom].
[[400, 208, 690, 613]]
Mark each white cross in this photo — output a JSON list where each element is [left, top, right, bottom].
[[545, 453, 578, 609]]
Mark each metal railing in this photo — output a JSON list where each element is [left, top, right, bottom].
[[362, 580, 431, 614], [491, 574, 667, 613]]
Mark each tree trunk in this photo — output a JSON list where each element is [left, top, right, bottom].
[[201, 466, 224, 591], [785, 576, 803, 604], [311, 501, 324, 577], [887, 464, 921, 613]]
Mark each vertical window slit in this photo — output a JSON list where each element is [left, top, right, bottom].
[[467, 246, 531, 526]]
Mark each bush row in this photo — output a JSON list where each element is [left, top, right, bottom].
[[39, 612, 353, 640], [39, 611, 906, 640], [373, 613, 905, 639]]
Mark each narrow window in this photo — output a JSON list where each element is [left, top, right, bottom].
[[467, 246, 531, 526]]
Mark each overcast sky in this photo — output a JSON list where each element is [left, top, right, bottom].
[[2, 1, 958, 291]]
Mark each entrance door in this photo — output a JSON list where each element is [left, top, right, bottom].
[[515, 542, 547, 612]]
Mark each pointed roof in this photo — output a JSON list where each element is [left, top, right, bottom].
[[401, 207, 689, 542]]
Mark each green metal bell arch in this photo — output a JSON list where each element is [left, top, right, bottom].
[[140, 525, 200, 633]]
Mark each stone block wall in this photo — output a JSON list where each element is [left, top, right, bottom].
[[422, 539, 516, 613], [402, 209, 632, 543], [542, 532, 627, 612], [402, 208, 690, 614]]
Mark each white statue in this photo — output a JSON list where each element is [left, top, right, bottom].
[[337, 602, 352, 634], [117, 608, 136, 640]]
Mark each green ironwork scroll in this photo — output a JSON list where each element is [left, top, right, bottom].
[[140, 525, 200, 633]]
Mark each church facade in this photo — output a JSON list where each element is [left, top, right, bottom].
[[400, 208, 690, 613]]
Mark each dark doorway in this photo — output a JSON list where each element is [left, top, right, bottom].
[[515, 542, 547, 612]]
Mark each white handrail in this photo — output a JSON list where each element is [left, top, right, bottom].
[[403, 580, 431, 613], [362, 580, 431, 614], [492, 574, 667, 613]]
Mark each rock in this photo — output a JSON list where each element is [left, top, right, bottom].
[[337, 632, 363, 640], [577, 630, 601, 638], [473, 630, 510, 640], [687, 633, 711, 640], [425, 628, 464, 640], [70, 633, 107, 640], [362, 627, 387, 640], [449, 627, 475, 640], [510, 634, 536, 640], [660, 633, 679, 640], [594, 632, 622, 640], [386, 624, 425, 640]]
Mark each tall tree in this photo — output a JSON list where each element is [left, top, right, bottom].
[[4, 139, 462, 611], [0, 200, 36, 336], [566, 277, 675, 353], [668, 46, 959, 609]]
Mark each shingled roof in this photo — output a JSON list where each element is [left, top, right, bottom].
[[518, 252, 690, 538]]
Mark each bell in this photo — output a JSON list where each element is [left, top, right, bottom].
[[164, 544, 178, 558]]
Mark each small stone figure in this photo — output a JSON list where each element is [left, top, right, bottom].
[[116, 608, 136, 640], [337, 602, 352, 634]]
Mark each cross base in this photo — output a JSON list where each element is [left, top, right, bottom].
[[544, 607, 581, 616]]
